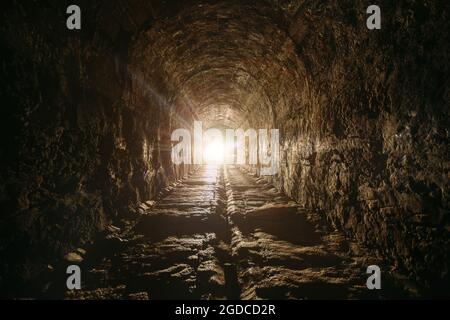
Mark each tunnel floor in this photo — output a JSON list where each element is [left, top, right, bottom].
[[59, 166, 411, 300]]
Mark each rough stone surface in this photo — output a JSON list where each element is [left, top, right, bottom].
[[61, 166, 410, 299], [0, 0, 448, 297]]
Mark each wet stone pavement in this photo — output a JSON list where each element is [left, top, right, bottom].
[[63, 165, 411, 300]]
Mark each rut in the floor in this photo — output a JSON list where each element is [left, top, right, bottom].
[[63, 165, 410, 300]]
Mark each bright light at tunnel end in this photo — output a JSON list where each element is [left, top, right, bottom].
[[203, 137, 225, 165], [171, 121, 280, 175]]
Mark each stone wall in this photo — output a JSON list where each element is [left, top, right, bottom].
[[0, 1, 173, 293], [0, 0, 448, 295], [272, 0, 449, 291]]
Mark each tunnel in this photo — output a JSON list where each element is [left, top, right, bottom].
[[0, 0, 449, 300]]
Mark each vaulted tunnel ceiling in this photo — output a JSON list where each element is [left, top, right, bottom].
[[130, 0, 304, 129], [2, 0, 448, 298]]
